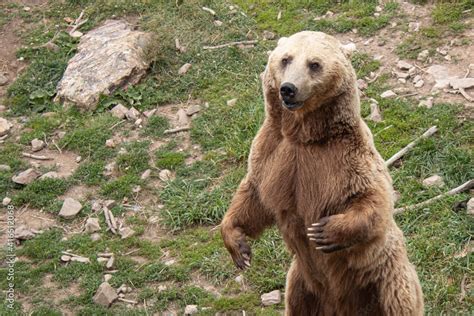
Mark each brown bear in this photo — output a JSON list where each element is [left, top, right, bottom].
[[221, 31, 423, 315]]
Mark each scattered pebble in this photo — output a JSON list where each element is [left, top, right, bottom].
[[226, 98, 238, 106], [263, 30, 275, 40], [213, 20, 223, 27], [119, 227, 135, 239], [408, 22, 420, 32], [178, 63, 192, 75], [0, 164, 11, 172], [143, 109, 156, 118], [91, 233, 102, 241], [15, 225, 37, 241], [422, 175, 444, 188], [367, 103, 383, 123], [106, 256, 115, 269], [0, 117, 12, 136], [104, 274, 112, 282], [70, 31, 83, 38], [39, 171, 59, 180], [2, 197, 11, 206], [31, 138, 45, 152], [397, 60, 413, 71], [357, 79, 368, 90], [61, 255, 72, 262], [110, 104, 128, 119], [12, 168, 40, 185], [0, 74, 9, 86], [418, 97, 434, 109], [140, 169, 151, 180], [59, 198, 82, 219], [414, 80, 424, 88], [93, 282, 118, 307], [417, 50, 429, 62], [125, 107, 140, 121], [261, 290, 281, 306], [105, 139, 116, 148], [134, 118, 142, 127], [176, 108, 189, 126], [186, 104, 201, 116], [380, 90, 397, 99], [75, 156, 82, 163], [467, 198, 474, 216], [184, 305, 198, 315], [159, 169, 173, 181], [85, 217, 101, 233]]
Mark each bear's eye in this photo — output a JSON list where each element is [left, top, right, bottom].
[[281, 58, 289, 66], [309, 62, 321, 71]]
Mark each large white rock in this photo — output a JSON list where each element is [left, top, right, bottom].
[[55, 20, 152, 110], [422, 175, 444, 188]]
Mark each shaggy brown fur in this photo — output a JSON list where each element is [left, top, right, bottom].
[[221, 31, 423, 315]]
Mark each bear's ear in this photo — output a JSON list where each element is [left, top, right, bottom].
[[277, 37, 288, 46], [339, 42, 357, 58]]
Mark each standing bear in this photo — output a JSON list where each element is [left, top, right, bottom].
[[221, 31, 423, 315]]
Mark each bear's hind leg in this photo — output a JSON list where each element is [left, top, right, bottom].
[[285, 260, 322, 316]]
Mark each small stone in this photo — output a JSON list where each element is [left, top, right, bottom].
[[375, 5, 383, 12], [213, 20, 223, 27], [125, 107, 140, 121], [262, 30, 275, 40], [394, 71, 410, 79], [103, 162, 116, 177], [449, 78, 474, 90], [444, 55, 451, 61], [143, 109, 156, 118], [85, 217, 101, 233], [91, 233, 102, 241], [418, 97, 434, 109], [417, 50, 429, 62], [176, 109, 189, 126], [75, 156, 82, 163], [39, 171, 59, 180], [224, 98, 237, 107], [0, 105, 6, 112], [408, 22, 420, 32], [261, 290, 281, 306], [393, 190, 401, 203], [413, 75, 422, 83], [164, 259, 176, 266], [110, 104, 128, 119], [134, 118, 142, 126], [57, 131, 66, 139], [178, 63, 192, 75], [31, 138, 45, 152], [397, 61, 413, 71], [97, 257, 109, 264], [363, 39, 373, 46], [325, 10, 334, 17], [59, 198, 82, 219], [367, 103, 383, 123], [341, 42, 357, 56], [140, 169, 151, 180], [93, 282, 118, 307], [70, 31, 83, 38], [12, 168, 40, 185], [105, 139, 116, 148], [119, 227, 135, 239], [235, 274, 244, 284], [437, 48, 448, 56], [422, 175, 444, 188], [15, 225, 36, 240], [132, 185, 141, 193], [414, 80, 424, 88], [186, 104, 201, 116], [104, 274, 112, 282], [408, 67, 416, 76], [91, 200, 102, 212], [61, 255, 71, 262], [2, 197, 11, 206], [380, 90, 396, 99], [467, 198, 474, 216], [357, 79, 368, 90], [0, 164, 11, 172], [159, 169, 172, 181], [373, 54, 384, 61], [106, 256, 115, 269], [373, 12, 380, 17], [158, 285, 167, 292], [0, 117, 12, 136], [184, 305, 198, 315], [398, 78, 406, 84], [0, 74, 9, 86], [23, 6, 31, 11]]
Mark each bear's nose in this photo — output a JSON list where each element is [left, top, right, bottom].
[[280, 82, 298, 100]]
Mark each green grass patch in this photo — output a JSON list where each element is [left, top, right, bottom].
[[142, 115, 170, 137], [116, 141, 151, 175], [155, 150, 186, 170], [351, 52, 381, 79], [100, 174, 141, 200], [12, 178, 70, 209]]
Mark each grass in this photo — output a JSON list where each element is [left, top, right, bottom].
[[1, 0, 472, 314]]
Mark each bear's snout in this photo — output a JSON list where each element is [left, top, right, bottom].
[[280, 82, 303, 110]]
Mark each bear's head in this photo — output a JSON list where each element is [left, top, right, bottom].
[[263, 31, 356, 113]]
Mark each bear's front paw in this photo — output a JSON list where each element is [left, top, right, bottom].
[[222, 227, 252, 270], [307, 216, 351, 253]]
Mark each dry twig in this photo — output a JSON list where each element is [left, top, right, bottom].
[[385, 126, 438, 167], [22, 152, 53, 160], [164, 126, 190, 134], [203, 40, 258, 50], [394, 179, 474, 214]]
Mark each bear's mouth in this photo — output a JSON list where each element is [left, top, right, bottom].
[[282, 100, 304, 111]]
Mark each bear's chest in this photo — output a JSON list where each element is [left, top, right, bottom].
[[255, 140, 352, 222]]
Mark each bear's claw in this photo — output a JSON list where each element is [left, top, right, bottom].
[[307, 216, 349, 253]]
